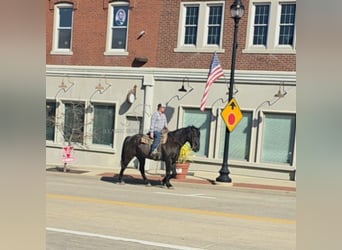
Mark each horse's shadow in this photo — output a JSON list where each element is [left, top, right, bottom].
[[100, 174, 164, 187]]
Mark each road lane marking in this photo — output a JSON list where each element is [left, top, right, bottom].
[[154, 192, 217, 199], [47, 193, 296, 225], [46, 227, 203, 250]]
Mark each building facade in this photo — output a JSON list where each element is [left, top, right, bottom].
[[46, 0, 296, 180]]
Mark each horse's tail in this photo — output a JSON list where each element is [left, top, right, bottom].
[[121, 136, 131, 168]]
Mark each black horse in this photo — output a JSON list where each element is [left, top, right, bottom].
[[118, 126, 200, 188]]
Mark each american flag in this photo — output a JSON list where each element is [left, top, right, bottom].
[[200, 52, 224, 111]]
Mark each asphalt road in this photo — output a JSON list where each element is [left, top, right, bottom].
[[46, 172, 296, 250]]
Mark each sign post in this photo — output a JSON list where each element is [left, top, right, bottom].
[[216, 0, 245, 183]]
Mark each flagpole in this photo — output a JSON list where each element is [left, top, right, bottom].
[[216, 0, 244, 182]]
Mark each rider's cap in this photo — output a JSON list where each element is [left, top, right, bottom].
[[158, 103, 166, 108]]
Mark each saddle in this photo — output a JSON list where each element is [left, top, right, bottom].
[[141, 129, 168, 145]]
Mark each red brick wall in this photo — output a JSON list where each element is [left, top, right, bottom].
[[156, 0, 295, 71], [46, 0, 161, 67], [46, 0, 295, 71]]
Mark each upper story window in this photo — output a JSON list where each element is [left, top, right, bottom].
[[279, 3, 296, 45], [51, 3, 74, 55], [184, 6, 199, 45], [207, 5, 223, 45], [253, 4, 270, 46], [175, 1, 225, 53], [105, 2, 129, 56], [244, 0, 296, 54]]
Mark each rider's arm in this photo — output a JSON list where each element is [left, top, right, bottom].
[[150, 112, 158, 134]]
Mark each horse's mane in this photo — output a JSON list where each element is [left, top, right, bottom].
[[167, 125, 198, 144], [168, 125, 196, 137]]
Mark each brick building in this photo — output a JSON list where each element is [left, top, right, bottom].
[[46, 0, 296, 180]]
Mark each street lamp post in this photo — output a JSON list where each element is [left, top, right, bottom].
[[216, 0, 245, 183]]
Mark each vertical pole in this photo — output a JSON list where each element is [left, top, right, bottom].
[[216, 18, 240, 183], [142, 74, 155, 170]]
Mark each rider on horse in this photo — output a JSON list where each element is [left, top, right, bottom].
[[149, 102, 168, 159]]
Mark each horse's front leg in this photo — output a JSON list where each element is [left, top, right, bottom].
[[162, 159, 174, 189], [171, 162, 177, 178], [138, 157, 151, 186]]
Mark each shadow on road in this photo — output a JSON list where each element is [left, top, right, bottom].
[[100, 174, 164, 187], [46, 167, 89, 174]]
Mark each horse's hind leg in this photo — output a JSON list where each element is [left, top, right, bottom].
[[118, 161, 127, 184], [137, 157, 151, 186]]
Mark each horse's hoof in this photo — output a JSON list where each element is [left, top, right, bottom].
[[145, 182, 152, 187], [118, 181, 125, 185], [167, 185, 174, 189]]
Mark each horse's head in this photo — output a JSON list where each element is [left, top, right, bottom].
[[188, 126, 200, 152]]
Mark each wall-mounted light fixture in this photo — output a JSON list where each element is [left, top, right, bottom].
[[95, 83, 104, 91], [274, 82, 287, 98], [178, 83, 187, 92], [59, 80, 68, 90], [58, 76, 75, 92], [178, 77, 193, 92], [95, 78, 112, 94], [126, 85, 137, 104], [137, 30, 145, 40]]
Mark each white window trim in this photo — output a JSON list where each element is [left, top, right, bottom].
[[178, 105, 216, 159], [243, 0, 296, 54], [50, 3, 74, 55], [61, 100, 87, 146], [46, 99, 57, 144], [88, 101, 117, 150], [47, 99, 117, 152], [104, 2, 129, 56], [174, 1, 225, 53], [216, 108, 255, 162]]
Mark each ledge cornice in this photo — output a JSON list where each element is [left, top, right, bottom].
[[46, 65, 296, 85]]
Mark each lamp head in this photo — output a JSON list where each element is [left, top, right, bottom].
[[230, 0, 245, 19], [178, 84, 187, 92]]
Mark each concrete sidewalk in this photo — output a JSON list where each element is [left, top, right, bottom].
[[46, 165, 296, 192]]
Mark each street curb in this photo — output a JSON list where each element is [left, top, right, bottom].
[[232, 182, 296, 192], [96, 172, 295, 192], [46, 166, 296, 192]]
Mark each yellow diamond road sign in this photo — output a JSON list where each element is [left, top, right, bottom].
[[221, 98, 243, 132]]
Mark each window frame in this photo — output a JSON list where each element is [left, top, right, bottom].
[[256, 110, 296, 166], [178, 105, 216, 159], [276, 2, 296, 47], [46, 100, 57, 142], [217, 109, 254, 162], [46, 98, 117, 154], [104, 2, 130, 56], [175, 1, 226, 53], [63, 101, 86, 145], [243, 0, 296, 54], [252, 4, 270, 47], [50, 3, 74, 55], [91, 102, 116, 148]]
